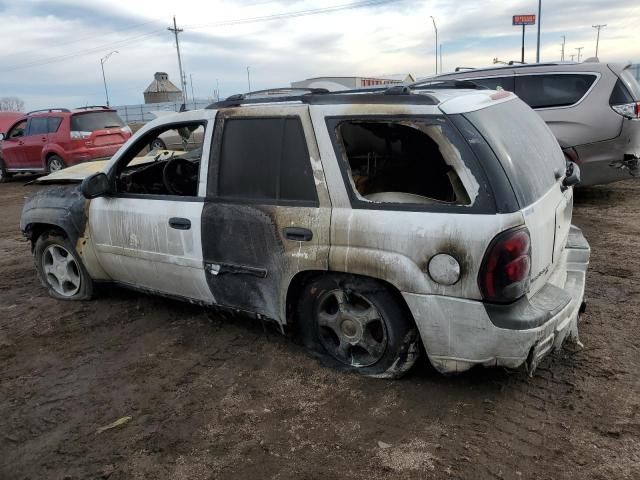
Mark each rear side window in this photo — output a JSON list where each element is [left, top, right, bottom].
[[470, 76, 515, 92], [465, 99, 565, 207], [48, 117, 62, 133], [618, 67, 640, 101], [27, 117, 49, 135], [71, 112, 125, 132], [329, 117, 480, 208], [515, 74, 597, 108], [217, 117, 317, 204]]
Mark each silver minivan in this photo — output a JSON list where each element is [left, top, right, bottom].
[[431, 62, 640, 186]]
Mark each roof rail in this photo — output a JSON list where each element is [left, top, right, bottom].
[[206, 85, 438, 109], [74, 105, 111, 111], [455, 67, 476, 72], [409, 79, 488, 90], [27, 108, 71, 115]]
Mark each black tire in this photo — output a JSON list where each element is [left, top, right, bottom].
[[34, 230, 93, 301], [150, 138, 166, 150], [297, 274, 420, 379], [0, 157, 12, 183], [47, 155, 66, 173]]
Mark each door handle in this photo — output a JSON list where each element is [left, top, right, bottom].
[[169, 217, 191, 230], [18, 141, 24, 145], [283, 227, 313, 242], [41, 137, 47, 142]]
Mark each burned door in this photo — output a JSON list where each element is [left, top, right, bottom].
[[202, 106, 331, 323]]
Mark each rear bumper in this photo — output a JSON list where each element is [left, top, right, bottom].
[[403, 225, 590, 375], [576, 119, 640, 186]]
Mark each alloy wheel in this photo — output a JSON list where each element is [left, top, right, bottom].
[[42, 244, 81, 297]]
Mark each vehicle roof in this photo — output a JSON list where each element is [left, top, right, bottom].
[[26, 106, 116, 117], [431, 60, 629, 80], [204, 86, 517, 115]]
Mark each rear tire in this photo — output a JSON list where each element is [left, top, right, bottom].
[[47, 155, 66, 173], [34, 231, 93, 301], [297, 274, 420, 379], [0, 158, 12, 183]]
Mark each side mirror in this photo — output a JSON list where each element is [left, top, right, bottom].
[[0, 133, 5, 141], [80, 172, 110, 199], [562, 161, 581, 191]]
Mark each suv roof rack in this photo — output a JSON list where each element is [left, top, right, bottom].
[[73, 105, 112, 111], [409, 79, 488, 90], [27, 108, 71, 115], [207, 85, 438, 109]]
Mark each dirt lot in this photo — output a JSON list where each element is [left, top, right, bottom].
[[1, 178, 639, 480]]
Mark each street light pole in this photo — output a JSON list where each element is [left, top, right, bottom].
[[536, 0, 542, 62], [592, 24, 607, 57], [561, 35, 566, 62], [100, 51, 118, 107], [430, 16, 438, 75]]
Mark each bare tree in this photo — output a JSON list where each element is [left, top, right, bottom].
[[0, 97, 25, 112]]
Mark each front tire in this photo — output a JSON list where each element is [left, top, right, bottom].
[[34, 231, 93, 300], [0, 158, 12, 183], [298, 274, 420, 378], [47, 155, 66, 173]]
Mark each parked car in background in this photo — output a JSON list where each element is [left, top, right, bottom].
[[430, 61, 640, 186], [21, 86, 589, 378], [0, 112, 23, 135], [150, 124, 204, 151], [0, 106, 132, 182]]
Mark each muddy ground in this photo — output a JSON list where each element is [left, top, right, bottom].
[[1, 178, 639, 480]]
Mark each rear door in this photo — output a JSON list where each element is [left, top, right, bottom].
[[201, 105, 331, 322], [465, 99, 569, 294], [22, 116, 49, 168]]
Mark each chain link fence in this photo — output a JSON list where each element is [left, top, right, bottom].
[[113, 99, 213, 124]]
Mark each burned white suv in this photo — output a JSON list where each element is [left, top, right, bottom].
[[21, 86, 590, 378]]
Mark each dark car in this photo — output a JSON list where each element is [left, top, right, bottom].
[[0, 106, 132, 182]]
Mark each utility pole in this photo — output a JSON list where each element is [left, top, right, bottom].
[[190, 74, 195, 108], [592, 24, 607, 57], [100, 51, 118, 107], [246, 66, 251, 91], [216, 79, 220, 101], [570, 54, 575, 62], [575, 46, 584, 63], [536, 0, 542, 62], [168, 16, 188, 104], [430, 16, 438, 75], [439, 44, 443, 74], [561, 35, 566, 62]]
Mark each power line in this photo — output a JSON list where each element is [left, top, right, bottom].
[[0, 0, 403, 73]]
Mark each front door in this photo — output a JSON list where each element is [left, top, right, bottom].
[[1, 119, 28, 169], [201, 106, 331, 322], [88, 114, 216, 303]]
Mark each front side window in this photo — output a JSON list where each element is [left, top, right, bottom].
[[27, 117, 49, 136], [515, 74, 597, 109], [216, 117, 317, 204], [331, 118, 477, 207], [7, 120, 27, 138], [114, 121, 205, 197]]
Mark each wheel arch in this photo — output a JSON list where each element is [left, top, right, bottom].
[[42, 146, 67, 169]]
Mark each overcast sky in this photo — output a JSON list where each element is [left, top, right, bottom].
[[0, 0, 638, 110]]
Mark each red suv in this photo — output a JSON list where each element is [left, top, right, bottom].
[[0, 106, 132, 181]]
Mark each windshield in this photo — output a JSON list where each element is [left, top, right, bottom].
[[71, 111, 125, 132], [465, 99, 565, 207]]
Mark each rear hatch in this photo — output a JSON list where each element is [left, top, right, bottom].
[[70, 110, 131, 148], [464, 98, 570, 295]]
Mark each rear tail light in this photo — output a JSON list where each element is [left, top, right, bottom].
[[611, 102, 640, 119], [478, 227, 531, 304], [70, 130, 92, 140]]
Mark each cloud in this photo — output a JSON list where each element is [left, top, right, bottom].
[[0, 0, 638, 110]]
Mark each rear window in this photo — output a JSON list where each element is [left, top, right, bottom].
[[515, 74, 597, 108], [465, 99, 565, 207], [71, 111, 125, 132]]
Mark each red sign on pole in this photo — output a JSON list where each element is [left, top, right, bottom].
[[513, 14, 536, 26]]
